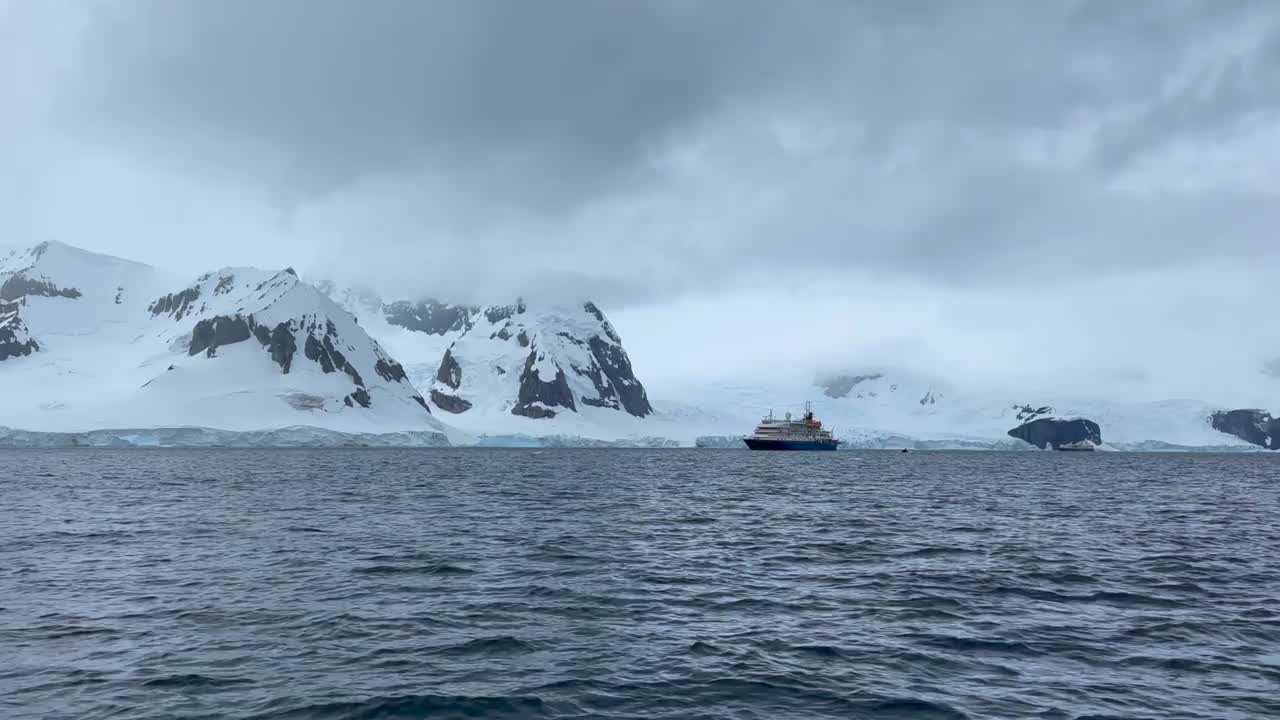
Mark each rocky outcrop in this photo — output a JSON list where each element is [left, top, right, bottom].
[[587, 335, 652, 417], [0, 301, 39, 361], [303, 322, 365, 387], [1013, 404, 1055, 422], [265, 322, 296, 373], [430, 388, 472, 414], [374, 357, 408, 383], [187, 314, 297, 376], [344, 388, 371, 408], [1008, 417, 1102, 450], [149, 286, 202, 320], [0, 273, 82, 302], [384, 299, 476, 335], [512, 350, 576, 419], [1209, 409, 1279, 450], [188, 315, 252, 356], [436, 349, 463, 389]]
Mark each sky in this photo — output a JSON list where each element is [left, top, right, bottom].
[[3, 0, 1279, 401]]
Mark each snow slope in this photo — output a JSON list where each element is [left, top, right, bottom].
[[650, 370, 1268, 450], [0, 242, 448, 442]]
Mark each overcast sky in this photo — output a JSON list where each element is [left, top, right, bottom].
[[3, 1, 1279, 400]]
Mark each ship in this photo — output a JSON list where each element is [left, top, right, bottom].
[[743, 402, 842, 451]]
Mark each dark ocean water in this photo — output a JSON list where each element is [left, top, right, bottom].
[[2, 449, 1278, 720]]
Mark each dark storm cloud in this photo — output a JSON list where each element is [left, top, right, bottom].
[[66, 0, 850, 213], [18, 0, 1280, 303]]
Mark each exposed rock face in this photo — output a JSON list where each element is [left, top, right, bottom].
[[0, 273, 83, 302], [1013, 404, 1055, 422], [384, 299, 476, 335], [149, 286, 202, 320], [266, 322, 296, 373], [1209, 409, 1279, 450], [187, 315, 298, 375], [436, 349, 463, 389], [303, 321, 365, 387], [586, 335, 652, 417], [1008, 417, 1102, 450], [374, 358, 408, 383], [512, 350, 576, 419], [188, 315, 252, 357], [430, 348, 471, 413], [0, 301, 39, 361], [430, 388, 473, 414], [819, 373, 883, 399]]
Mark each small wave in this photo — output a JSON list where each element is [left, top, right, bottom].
[[353, 563, 474, 576], [687, 640, 723, 656], [1024, 571, 1099, 585], [37, 625, 119, 640], [284, 525, 328, 533], [865, 697, 970, 719], [905, 633, 1040, 657], [141, 673, 253, 689], [674, 514, 717, 524], [793, 644, 848, 659], [249, 693, 546, 719], [433, 635, 536, 657], [895, 546, 980, 559]]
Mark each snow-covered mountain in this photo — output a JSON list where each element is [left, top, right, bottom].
[[325, 287, 657, 439], [2, 241, 1276, 449], [0, 242, 447, 443]]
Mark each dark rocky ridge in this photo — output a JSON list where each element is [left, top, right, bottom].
[[1008, 417, 1102, 450], [512, 350, 577, 419], [587, 336, 652, 417], [384, 300, 476, 335], [266, 323, 297, 373], [189, 316, 252, 357], [304, 328, 366, 388], [187, 314, 294, 374], [149, 286, 202, 321], [430, 389, 473, 414], [0, 273, 82, 302], [0, 301, 39, 361], [436, 349, 463, 389], [1209, 409, 1279, 450], [180, 311, 427, 414]]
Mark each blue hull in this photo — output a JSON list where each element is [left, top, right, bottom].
[[743, 438, 840, 451]]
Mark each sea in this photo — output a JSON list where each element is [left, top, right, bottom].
[[2, 449, 1277, 720]]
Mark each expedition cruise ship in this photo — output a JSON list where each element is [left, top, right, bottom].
[[743, 402, 841, 451]]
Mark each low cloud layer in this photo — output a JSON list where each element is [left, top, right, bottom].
[[3, 1, 1279, 397]]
